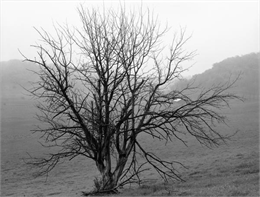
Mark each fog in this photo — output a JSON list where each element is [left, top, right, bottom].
[[1, 0, 259, 76]]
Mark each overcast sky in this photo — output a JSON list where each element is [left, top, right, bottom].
[[1, 0, 259, 76]]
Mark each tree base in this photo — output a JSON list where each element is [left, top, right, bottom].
[[82, 188, 118, 196]]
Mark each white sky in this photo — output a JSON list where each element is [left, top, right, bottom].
[[0, 0, 259, 76]]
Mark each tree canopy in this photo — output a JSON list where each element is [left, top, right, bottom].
[[22, 5, 240, 194]]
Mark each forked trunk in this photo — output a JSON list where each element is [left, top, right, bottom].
[[95, 156, 127, 193], [95, 168, 118, 194], [99, 171, 117, 191]]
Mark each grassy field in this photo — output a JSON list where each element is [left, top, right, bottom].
[[1, 96, 259, 196], [116, 98, 260, 196]]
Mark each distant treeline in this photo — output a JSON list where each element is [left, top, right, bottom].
[[173, 52, 259, 97]]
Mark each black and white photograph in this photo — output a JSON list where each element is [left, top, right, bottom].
[[1, 0, 259, 196]]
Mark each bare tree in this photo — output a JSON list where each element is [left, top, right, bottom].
[[23, 5, 240, 194]]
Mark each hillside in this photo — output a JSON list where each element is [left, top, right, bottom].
[[0, 59, 39, 99], [1, 53, 259, 100], [174, 53, 259, 98]]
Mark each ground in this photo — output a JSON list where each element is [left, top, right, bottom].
[[1, 97, 259, 196]]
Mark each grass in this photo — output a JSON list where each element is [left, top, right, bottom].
[[116, 151, 259, 196], [1, 98, 259, 196], [113, 99, 259, 196]]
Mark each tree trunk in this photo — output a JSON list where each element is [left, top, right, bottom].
[[95, 156, 127, 193], [100, 171, 117, 191], [95, 161, 117, 192], [113, 155, 128, 184]]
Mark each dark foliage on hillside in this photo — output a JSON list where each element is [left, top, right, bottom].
[[174, 53, 259, 97]]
